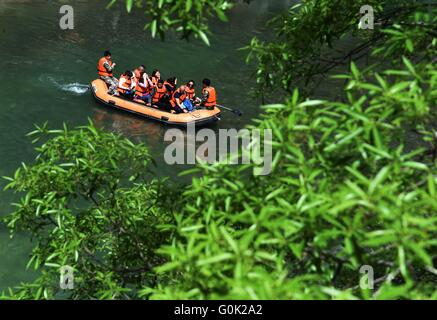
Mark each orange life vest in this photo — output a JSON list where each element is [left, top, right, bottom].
[[135, 73, 152, 96], [170, 87, 187, 107], [118, 75, 132, 94], [203, 86, 217, 107], [152, 85, 167, 103], [135, 78, 148, 96], [97, 57, 114, 77], [185, 87, 195, 100], [146, 76, 154, 94]]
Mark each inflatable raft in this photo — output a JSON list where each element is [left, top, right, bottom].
[[90, 79, 221, 126]]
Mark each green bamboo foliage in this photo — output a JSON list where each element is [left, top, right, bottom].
[[144, 60, 437, 299], [1, 122, 176, 299], [244, 0, 437, 97], [108, 0, 237, 45]]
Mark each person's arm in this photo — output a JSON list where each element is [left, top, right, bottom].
[[118, 78, 130, 90], [194, 94, 201, 104], [201, 90, 209, 103], [144, 74, 154, 88], [174, 92, 183, 107], [103, 61, 115, 73], [130, 77, 136, 90], [138, 80, 148, 89], [147, 77, 154, 88]]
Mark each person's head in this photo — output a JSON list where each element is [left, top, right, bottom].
[[187, 80, 195, 89], [167, 77, 177, 86], [202, 78, 211, 88], [179, 84, 186, 92], [157, 79, 164, 87], [139, 65, 146, 73], [104, 50, 111, 59], [124, 70, 133, 78], [152, 69, 161, 79], [134, 68, 143, 78]]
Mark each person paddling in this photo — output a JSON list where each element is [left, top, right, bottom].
[[200, 78, 217, 109], [97, 50, 118, 95]]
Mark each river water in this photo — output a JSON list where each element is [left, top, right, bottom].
[[0, 0, 294, 291]]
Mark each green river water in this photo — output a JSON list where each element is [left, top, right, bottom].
[[0, 0, 294, 291]]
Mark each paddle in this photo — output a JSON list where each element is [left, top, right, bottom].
[[217, 104, 243, 116]]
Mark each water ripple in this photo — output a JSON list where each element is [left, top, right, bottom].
[[39, 74, 89, 95]]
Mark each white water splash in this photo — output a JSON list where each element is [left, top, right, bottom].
[[59, 83, 89, 95], [41, 75, 89, 95]]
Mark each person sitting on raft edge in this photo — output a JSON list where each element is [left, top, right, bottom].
[[117, 70, 136, 99], [97, 50, 118, 95], [200, 78, 217, 110]]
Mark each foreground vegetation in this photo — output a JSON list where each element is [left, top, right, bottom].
[[1, 0, 436, 299]]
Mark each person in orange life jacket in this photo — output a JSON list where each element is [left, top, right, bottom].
[[151, 69, 161, 87], [130, 67, 140, 94], [170, 84, 189, 114], [183, 80, 198, 112], [118, 70, 136, 99], [133, 66, 143, 81], [134, 65, 154, 105], [97, 50, 118, 95], [200, 78, 217, 109], [164, 77, 177, 95], [185, 80, 197, 101], [152, 79, 170, 109]]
